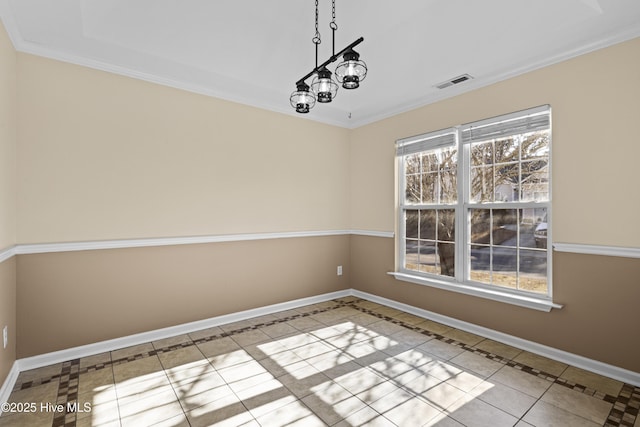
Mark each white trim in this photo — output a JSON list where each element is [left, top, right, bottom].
[[2, 235, 638, 260], [389, 272, 562, 312], [554, 242, 640, 259], [0, 246, 15, 264], [351, 289, 640, 387], [16, 290, 350, 372], [349, 230, 394, 238], [13, 230, 354, 255], [0, 362, 19, 405]]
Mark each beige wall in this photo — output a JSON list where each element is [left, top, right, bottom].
[[0, 259, 16, 385], [0, 19, 16, 250], [350, 235, 640, 372], [17, 54, 351, 244], [17, 235, 350, 357], [350, 37, 640, 248], [349, 38, 640, 372], [0, 19, 17, 388]]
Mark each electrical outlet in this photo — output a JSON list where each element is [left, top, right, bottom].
[[337, 265, 343, 276], [2, 326, 7, 349]]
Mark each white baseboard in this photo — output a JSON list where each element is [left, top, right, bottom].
[[0, 362, 19, 405], [17, 289, 351, 372], [351, 289, 640, 388], [2, 287, 638, 405]]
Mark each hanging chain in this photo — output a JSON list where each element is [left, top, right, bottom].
[[312, 0, 321, 45], [330, 0, 337, 30]]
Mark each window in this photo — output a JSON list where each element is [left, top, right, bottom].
[[396, 106, 556, 310]]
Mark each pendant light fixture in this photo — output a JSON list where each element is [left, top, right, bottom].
[[289, 0, 367, 113]]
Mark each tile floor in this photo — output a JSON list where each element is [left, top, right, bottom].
[[1, 297, 638, 427]]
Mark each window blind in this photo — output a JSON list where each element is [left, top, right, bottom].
[[460, 105, 550, 144], [396, 128, 456, 156]]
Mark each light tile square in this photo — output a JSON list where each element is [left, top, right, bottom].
[[469, 380, 537, 418], [450, 351, 504, 378], [540, 383, 613, 424], [448, 395, 519, 427], [523, 400, 601, 427], [157, 345, 207, 370], [196, 336, 241, 358], [333, 406, 395, 427], [489, 365, 553, 398], [255, 400, 325, 427], [380, 394, 442, 426], [417, 339, 466, 360]]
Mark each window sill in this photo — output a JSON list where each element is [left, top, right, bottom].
[[387, 272, 563, 312]]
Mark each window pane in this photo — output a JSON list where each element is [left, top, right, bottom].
[[491, 247, 518, 289], [418, 241, 437, 274], [520, 131, 549, 162], [470, 246, 491, 285], [533, 209, 548, 249], [421, 172, 438, 203], [440, 164, 457, 203], [405, 239, 419, 271], [471, 141, 493, 166], [492, 209, 518, 247], [405, 154, 421, 174], [420, 210, 436, 240], [520, 160, 548, 202], [438, 210, 456, 242], [494, 137, 518, 163], [406, 174, 420, 203], [519, 249, 547, 294], [470, 209, 491, 244], [405, 210, 419, 239], [437, 210, 455, 277], [494, 163, 518, 202], [422, 152, 440, 172], [471, 166, 494, 202], [437, 242, 455, 277]]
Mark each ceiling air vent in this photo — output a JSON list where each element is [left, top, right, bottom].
[[435, 74, 474, 90]]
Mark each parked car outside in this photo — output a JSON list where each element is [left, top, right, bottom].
[[534, 216, 548, 248]]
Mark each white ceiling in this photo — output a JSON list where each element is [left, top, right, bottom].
[[1, 0, 640, 128]]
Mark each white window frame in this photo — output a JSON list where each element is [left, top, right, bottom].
[[392, 105, 562, 312]]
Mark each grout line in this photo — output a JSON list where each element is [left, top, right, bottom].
[[9, 297, 639, 427]]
